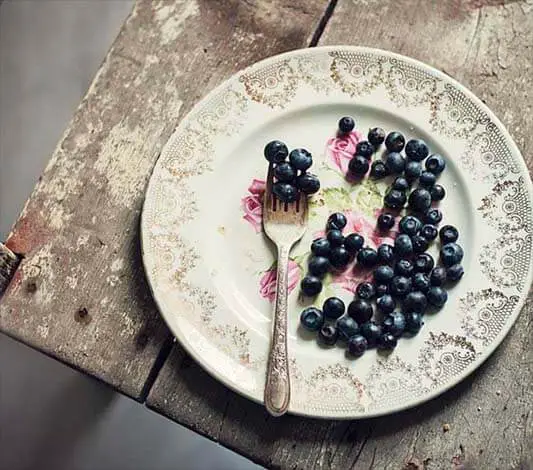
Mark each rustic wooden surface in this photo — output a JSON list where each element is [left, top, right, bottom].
[[148, 0, 533, 468], [0, 0, 328, 399]]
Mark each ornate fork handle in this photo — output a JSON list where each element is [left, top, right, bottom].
[[264, 244, 291, 416]]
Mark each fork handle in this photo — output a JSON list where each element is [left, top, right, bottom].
[[264, 244, 291, 416]]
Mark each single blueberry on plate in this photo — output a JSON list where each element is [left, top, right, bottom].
[[344, 233, 365, 254], [392, 176, 410, 191], [412, 272, 431, 293], [300, 276, 322, 296], [440, 242, 464, 267], [430, 184, 446, 201], [338, 116, 355, 135], [348, 335, 368, 356], [329, 246, 351, 269], [318, 324, 338, 346], [327, 212, 347, 231], [403, 291, 428, 313], [357, 247, 378, 268], [439, 225, 459, 244], [395, 234, 414, 257], [427, 286, 448, 307], [337, 316, 359, 340], [377, 243, 395, 264], [378, 332, 398, 350], [368, 127, 386, 146], [356, 281, 376, 300], [376, 294, 396, 314], [390, 276, 412, 298], [300, 307, 324, 332], [382, 312, 406, 337], [424, 208, 443, 225], [308, 256, 330, 277], [374, 265, 395, 284], [274, 162, 296, 182], [355, 140, 375, 159], [447, 264, 464, 282], [419, 171, 437, 188], [399, 215, 422, 236], [348, 299, 374, 324], [414, 253, 435, 273], [408, 188, 432, 213], [405, 139, 429, 161], [426, 154, 446, 174], [385, 152, 406, 174], [311, 238, 330, 257], [404, 312, 424, 334], [370, 161, 389, 179], [349, 155, 370, 176], [375, 284, 389, 297], [264, 140, 288, 163], [420, 224, 438, 241], [395, 259, 414, 277], [385, 131, 405, 152], [327, 229, 344, 247], [405, 160, 422, 180], [289, 148, 313, 171], [273, 182, 298, 203], [296, 173, 320, 195], [384, 189, 407, 209], [360, 321, 382, 347], [323, 297, 345, 319], [430, 266, 447, 286], [412, 235, 430, 254], [377, 213, 395, 231]]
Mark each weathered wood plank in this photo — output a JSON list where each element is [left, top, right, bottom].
[[0, 0, 328, 399], [147, 0, 533, 467]]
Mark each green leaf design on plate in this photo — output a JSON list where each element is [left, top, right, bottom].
[[322, 187, 353, 212], [353, 178, 384, 218]]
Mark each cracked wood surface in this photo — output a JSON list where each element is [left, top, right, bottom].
[[0, 0, 328, 399], [147, 0, 533, 468]]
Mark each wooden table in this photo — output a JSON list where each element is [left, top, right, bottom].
[[1, 1, 532, 468]]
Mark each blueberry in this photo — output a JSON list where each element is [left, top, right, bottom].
[[356, 281, 376, 300], [384, 189, 407, 209], [274, 162, 296, 182], [404, 312, 424, 334], [426, 154, 446, 175], [395, 234, 414, 257], [390, 276, 412, 298], [414, 253, 435, 273], [392, 176, 410, 191], [377, 243, 395, 264], [289, 148, 313, 171], [440, 243, 464, 267], [355, 140, 375, 159], [447, 264, 464, 282], [348, 335, 368, 356], [427, 286, 448, 307], [403, 291, 428, 313], [357, 247, 378, 268], [349, 155, 370, 176], [360, 321, 382, 347], [348, 299, 373, 324], [311, 238, 331, 257], [412, 272, 431, 293], [405, 139, 429, 161], [430, 267, 447, 286], [395, 259, 414, 277], [382, 312, 406, 337], [385, 152, 406, 174], [408, 188, 432, 213], [301, 276, 322, 297], [375, 284, 389, 297], [300, 307, 324, 331], [370, 161, 389, 179], [405, 161, 422, 180], [327, 229, 344, 247], [412, 235, 429, 254], [318, 324, 338, 346], [337, 316, 360, 341], [378, 332, 398, 350], [374, 265, 395, 284], [368, 127, 386, 146], [430, 184, 446, 201], [377, 213, 395, 231], [273, 182, 298, 203], [327, 212, 347, 231], [424, 208, 443, 225], [264, 140, 288, 163], [323, 297, 345, 319], [308, 256, 330, 277], [296, 173, 320, 195], [399, 215, 422, 236], [376, 294, 396, 314], [338, 116, 355, 135], [329, 247, 351, 269], [439, 225, 459, 244], [344, 233, 365, 254], [420, 224, 438, 241], [419, 171, 437, 188], [385, 131, 405, 152]]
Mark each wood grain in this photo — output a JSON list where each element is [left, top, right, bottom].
[[148, 0, 533, 468], [0, 0, 328, 399]]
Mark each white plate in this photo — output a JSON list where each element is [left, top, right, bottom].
[[141, 47, 533, 418]]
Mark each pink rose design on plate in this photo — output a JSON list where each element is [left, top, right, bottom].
[[326, 130, 363, 175], [259, 260, 300, 302], [241, 178, 266, 233], [331, 262, 373, 294]]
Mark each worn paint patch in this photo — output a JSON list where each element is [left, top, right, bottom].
[[159, 0, 200, 45], [111, 258, 125, 272]]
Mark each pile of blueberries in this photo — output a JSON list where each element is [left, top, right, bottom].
[[263, 141, 321, 202], [299, 117, 464, 356]]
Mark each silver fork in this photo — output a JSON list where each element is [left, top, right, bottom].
[[262, 163, 309, 416]]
